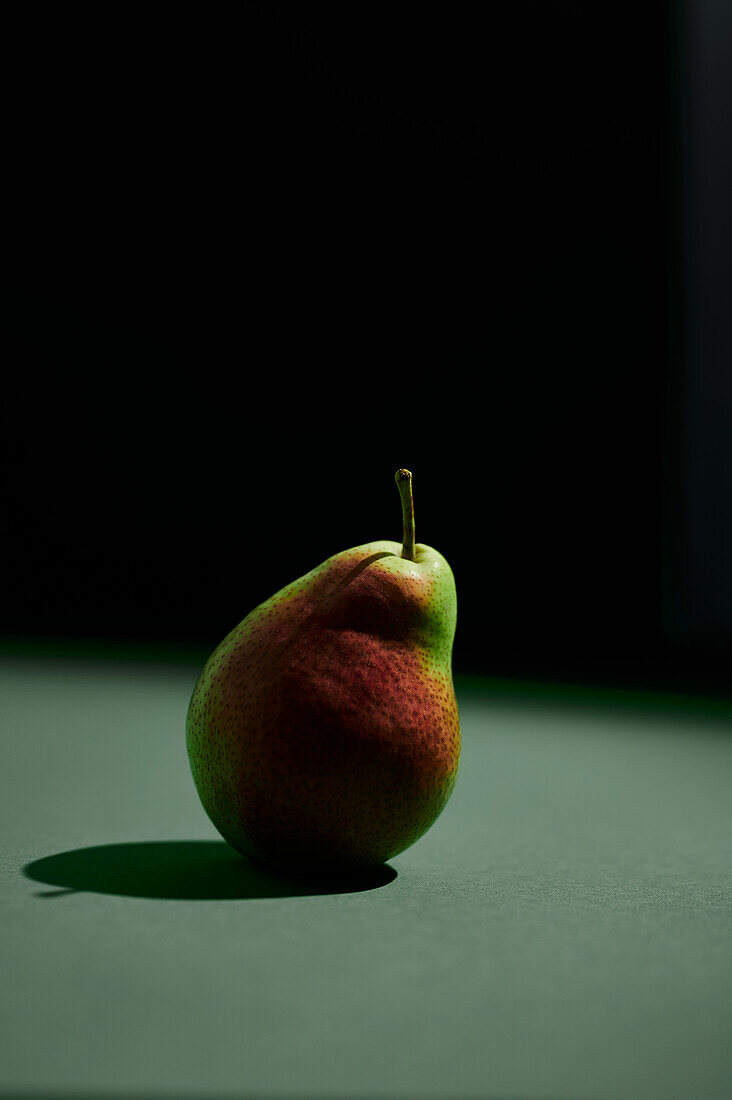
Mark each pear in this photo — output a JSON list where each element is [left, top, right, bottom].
[[186, 469, 460, 871]]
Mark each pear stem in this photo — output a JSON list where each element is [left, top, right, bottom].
[[395, 468, 415, 561]]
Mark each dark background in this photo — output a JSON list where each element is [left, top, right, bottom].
[[4, 2, 731, 693]]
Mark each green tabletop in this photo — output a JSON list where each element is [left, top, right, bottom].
[[2, 652, 732, 1099]]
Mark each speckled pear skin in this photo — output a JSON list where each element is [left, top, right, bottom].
[[186, 540, 459, 871]]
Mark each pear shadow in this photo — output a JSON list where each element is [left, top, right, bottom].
[[23, 841, 397, 900]]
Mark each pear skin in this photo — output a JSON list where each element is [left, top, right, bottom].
[[186, 472, 459, 871]]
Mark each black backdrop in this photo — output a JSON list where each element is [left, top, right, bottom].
[[4, 3, 731, 693]]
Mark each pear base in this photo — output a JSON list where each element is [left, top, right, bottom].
[[240, 848, 396, 887]]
